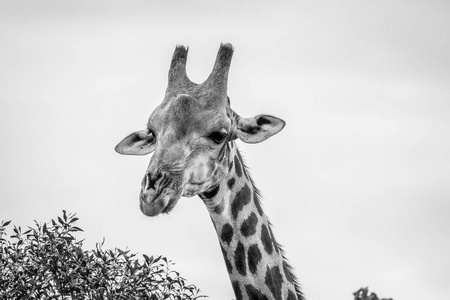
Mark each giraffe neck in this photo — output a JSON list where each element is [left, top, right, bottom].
[[200, 142, 302, 300]]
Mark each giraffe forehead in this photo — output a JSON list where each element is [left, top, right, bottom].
[[150, 94, 231, 135], [166, 90, 228, 111]]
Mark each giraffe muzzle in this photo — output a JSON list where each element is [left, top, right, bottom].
[[139, 171, 182, 216], [143, 171, 168, 192]]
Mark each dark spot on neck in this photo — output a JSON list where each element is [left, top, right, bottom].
[[265, 265, 283, 300], [234, 242, 246, 276], [240, 212, 258, 237], [283, 261, 294, 284], [221, 223, 233, 245], [245, 284, 269, 300], [254, 191, 264, 216], [220, 244, 233, 274], [261, 224, 273, 255], [234, 155, 242, 177], [227, 177, 235, 190], [232, 281, 243, 300], [269, 226, 280, 254], [231, 185, 251, 220], [287, 290, 297, 300], [247, 244, 262, 274]]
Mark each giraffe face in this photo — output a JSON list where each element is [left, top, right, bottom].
[[115, 44, 285, 216], [116, 92, 235, 216]]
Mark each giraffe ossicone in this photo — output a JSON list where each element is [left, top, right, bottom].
[[116, 43, 303, 300]]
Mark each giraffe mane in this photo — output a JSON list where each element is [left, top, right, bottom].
[[273, 231, 305, 300], [236, 146, 305, 300]]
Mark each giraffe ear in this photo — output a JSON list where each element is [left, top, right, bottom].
[[236, 114, 286, 144], [115, 130, 156, 155]]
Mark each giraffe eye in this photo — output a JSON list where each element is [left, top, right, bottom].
[[208, 131, 227, 144]]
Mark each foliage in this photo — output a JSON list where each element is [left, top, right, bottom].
[[0, 211, 202, 300], [354, 287, 393, 300]]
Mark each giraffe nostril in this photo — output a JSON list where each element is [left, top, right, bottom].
[[145, 172, 166, 191], [148, 173, 158, 190]]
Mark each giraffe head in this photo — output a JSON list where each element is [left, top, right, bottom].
[[115, 44, 285, 217]]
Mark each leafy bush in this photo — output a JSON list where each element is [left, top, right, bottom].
[[0, 211, 202, 300], [0, 211, 393, 300]]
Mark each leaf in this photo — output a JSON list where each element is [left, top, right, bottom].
[[69, 217, 79, 224], [3, 220, 11, 227], [143, 254, 154, 265], [118, 249, 130, 257]]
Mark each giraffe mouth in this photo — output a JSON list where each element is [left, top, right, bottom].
[[139, 187, 181, 216]]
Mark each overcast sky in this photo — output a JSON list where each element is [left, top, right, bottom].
[[1, 1, 449, 299]]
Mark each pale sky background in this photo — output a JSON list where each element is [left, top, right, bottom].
[[1, 1, 449, 299]]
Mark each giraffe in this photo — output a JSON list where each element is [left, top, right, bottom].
[[115, 44, 303, 300]]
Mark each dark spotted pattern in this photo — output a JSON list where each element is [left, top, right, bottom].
[[227, 177, 235, 190], [240, 125, 259, 134], [247, 244, 262, 274], [231, 185, 251, 220], [236, 150, 249, 180], [269, 226, 280, 254], [218, 142, 228, 161], [257, 116, 272, 126], [287, 290, 297, 300], [245, 284, 269, 300], [234, 242, 246, 276], [283, 261, 294, 283], [232, 281, 243, 300], [261, 224, 273, 255], [265, 265, 283, 300], [221, 223, 233, 245], [254, 191, 264, 216], [213, 202, 224, 214], [220, 244, 233, 274], [240, 212, 258, 237], [234, 155, 242, 177], [202, 184, 220, 199], [228, 160, 233, 172]]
